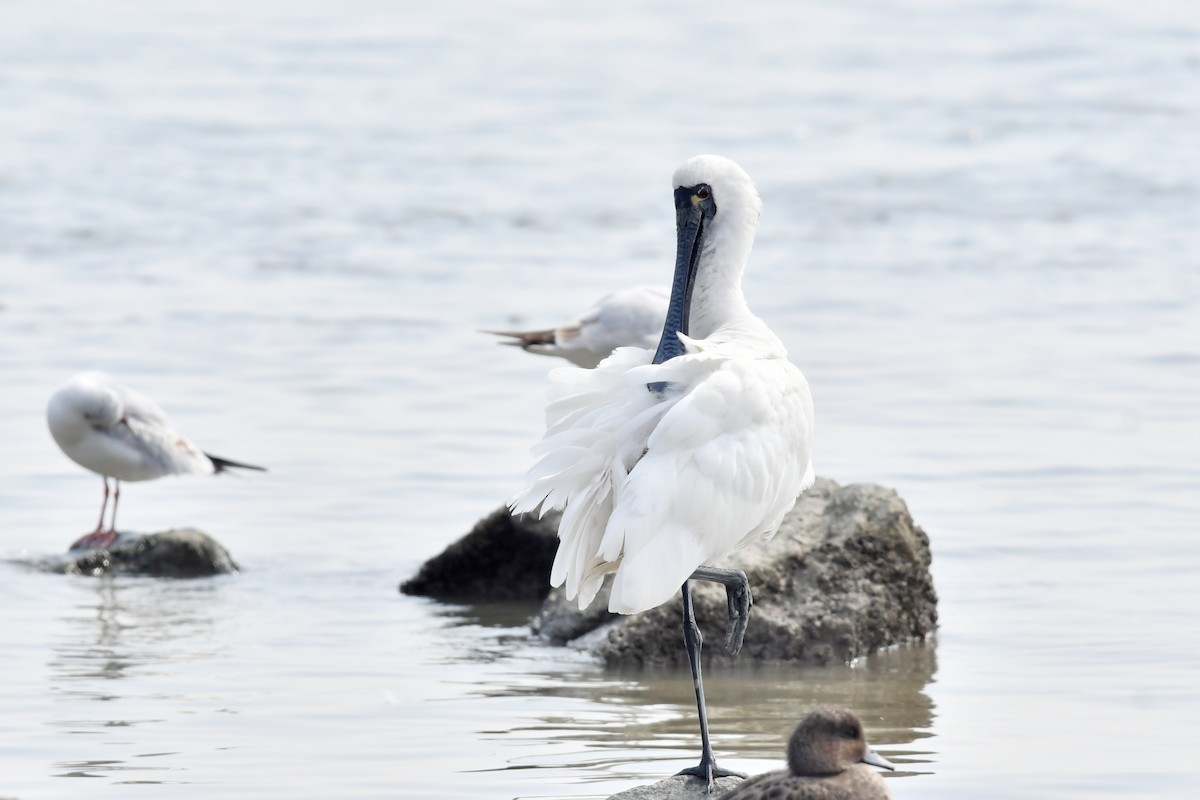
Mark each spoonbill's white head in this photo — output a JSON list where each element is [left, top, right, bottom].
[[654, 155, 763, 364]]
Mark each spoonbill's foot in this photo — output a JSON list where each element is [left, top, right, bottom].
[[723, 579, 752, 656], [69, 529, 118, 552], [677, 759, 747, 793]]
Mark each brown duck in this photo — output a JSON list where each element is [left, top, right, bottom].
[[718, 707, 895, 800]]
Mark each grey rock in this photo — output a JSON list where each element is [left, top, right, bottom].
[[607, 774, 743, 799], [578, 478, 937, 668], [46, 528, 239, 578], [530, 578, 618, 643], [399, 506, 561, 602], [403, 477, 937, 666]]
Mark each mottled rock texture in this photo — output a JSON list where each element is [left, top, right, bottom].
[[402, 478, 937, 666], [607, 774, 743, 799], [52, 528, 239, 578]]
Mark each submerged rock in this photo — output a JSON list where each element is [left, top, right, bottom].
[[403, 478, 937, 666], [608, 774, 743, 799], [42, 528, 239, 578]]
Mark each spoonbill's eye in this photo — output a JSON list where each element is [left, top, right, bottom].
[[696, 186, 711, 200]]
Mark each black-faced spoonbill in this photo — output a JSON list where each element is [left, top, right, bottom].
[[512, 155, 816, 788]]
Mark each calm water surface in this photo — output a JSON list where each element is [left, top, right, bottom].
[[1, 1, 1197, 798]]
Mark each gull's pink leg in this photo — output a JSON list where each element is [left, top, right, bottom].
[[69, 477, 119, 552], [108, 481, 121, 534], [94, 477, 110, 533]]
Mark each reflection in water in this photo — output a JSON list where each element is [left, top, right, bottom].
[[51, 578, 227, 682], [46, 577, 231, 782], [437, 603, 937, 785]]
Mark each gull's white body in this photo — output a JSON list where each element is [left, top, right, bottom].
[[48, 372, 222, 481], [48, 371, 264, 544], [489, 285, 670, 368], [512, 156, 815, 615]]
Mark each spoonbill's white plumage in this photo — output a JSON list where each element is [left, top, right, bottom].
[[485, 284, 669, 368], [717, 707, 894, 800], [512, 155, 815, 787], [47, 372, 265, 550]]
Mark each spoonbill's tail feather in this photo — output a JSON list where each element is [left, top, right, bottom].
[[608, 526, 702, 614], [550, 477, 615, 604], [510, 346, 664, 608], [206, 454, 267, 473], [799, 461, 816, 494]]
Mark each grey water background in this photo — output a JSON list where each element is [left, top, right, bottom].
[[1, 0, 1197, 797]]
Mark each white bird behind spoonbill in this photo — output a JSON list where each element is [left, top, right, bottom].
[[512, 155, 815, 787], [47, 372, 266, 551], [485, 284, 669, 367]]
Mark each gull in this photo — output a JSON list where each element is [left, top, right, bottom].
[[717, 707, 895, 800], [485, 284, 670, 367], [47, 372, 266, 551], [511, 155, 815, 788]]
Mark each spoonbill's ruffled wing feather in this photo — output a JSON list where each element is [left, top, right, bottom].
[[511, 346, 670, 605], [511, 330, 814, 615], [602, 347, 814, 614]]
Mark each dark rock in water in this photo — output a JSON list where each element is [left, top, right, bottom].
[[607, 774, 743, 799], [46, 528, 239, 578], [399, 506, 561, 602], [404, 477, 937, 666]]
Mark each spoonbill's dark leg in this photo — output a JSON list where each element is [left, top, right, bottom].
[[675, 579, 747, 792]]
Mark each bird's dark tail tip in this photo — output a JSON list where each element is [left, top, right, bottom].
[[479, 328, 557, 348], [206, 453, 268, 473]]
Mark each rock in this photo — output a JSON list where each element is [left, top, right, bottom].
[[404, 477, 937, 665], [399, 506, 562, 602], [576, 479, 936, 668], [530, 577, 618, 643], [607, 774, 743, 799], [45, 528, 239, 578]]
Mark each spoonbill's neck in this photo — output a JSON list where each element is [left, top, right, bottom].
[[685, 224, 755, 340]]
